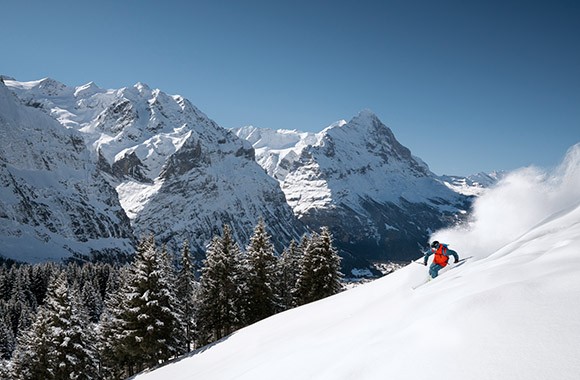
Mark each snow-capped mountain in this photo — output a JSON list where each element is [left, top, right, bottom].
[[439, 171, 506, 196], [234, 111, 473, 267], [3, 77, 305, 260], [132, 143, 580, 380], [0, 79, 134, 262]]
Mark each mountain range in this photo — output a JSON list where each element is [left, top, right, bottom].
[[1, 77, 303, 263], [0, 76, 500, 272]]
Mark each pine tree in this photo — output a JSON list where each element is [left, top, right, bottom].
[[296, 227, 342, 305], [242, 219, 278, 324], [51, 278, 98, 380], [5, 300, 33, 352], [10, 306, 52, 380], [10, 267, 37, 310], [277, 239, 303, 310], [0, 314, 14, 360], [0, 359, 9, 380], [11, 272, 98, 380], [158, 244, 184, 354], [197, 225, 244, 345], [98, 268, 132, 380], [80, 278, 104, 323], [5, 266, 37, 355], [0, 265, 12, 301], [30, 262, 58, 306], [176, 240, 199, 352], [76, 264, 106, 323], [98, 235, 181, 377]]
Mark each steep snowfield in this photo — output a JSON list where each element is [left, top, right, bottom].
[[133, 144, 580, 380]]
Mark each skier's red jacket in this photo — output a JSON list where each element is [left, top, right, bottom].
[[433, 245, 449, 266], [423, 243, 459, 267]]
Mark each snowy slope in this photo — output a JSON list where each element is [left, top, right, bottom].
[[133, 144, 580, 380], [0, 80, 134, 262], [4, 78, 305, 256]]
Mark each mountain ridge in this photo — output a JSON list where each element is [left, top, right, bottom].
[[2, 77, 305, 261]]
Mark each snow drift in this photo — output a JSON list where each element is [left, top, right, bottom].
[[133, 143, 580, 380]]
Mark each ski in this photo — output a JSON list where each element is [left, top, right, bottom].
[[412, 256, 474, 289]]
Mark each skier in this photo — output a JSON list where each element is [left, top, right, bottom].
[[423, 241, 459, 279]]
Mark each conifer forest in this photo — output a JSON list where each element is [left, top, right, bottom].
[[0, 221, 342, 379]]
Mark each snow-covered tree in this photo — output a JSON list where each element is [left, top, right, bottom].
[[10, 268, 37, 311], [296, 227, 342, 305], [0, 266, 12, 301], [10, 272, 98, 380], [277, 239, 303, 310], [97, 268, 132, 380], [30, 262, 58, 306], [242, 219, 278, 324], [197, 225, 245, 345], [98, 235, 182, 377], [0, 314, 14, 360], [176, 240, 199, 352], [10, 306, 52, 380]]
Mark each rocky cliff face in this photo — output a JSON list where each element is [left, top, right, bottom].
[[4, 78, 305, 259], [234, 111, 474, 271], [0, 80, 134, 262]]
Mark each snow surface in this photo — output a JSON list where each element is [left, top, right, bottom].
[[133, 144, 580, 380]]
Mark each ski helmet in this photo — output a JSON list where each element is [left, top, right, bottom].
[[431, 241, 440, 248]]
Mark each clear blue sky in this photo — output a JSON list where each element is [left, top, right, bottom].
[[2, 0, 579, 176]]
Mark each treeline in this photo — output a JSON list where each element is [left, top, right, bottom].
[[0, 221, 342, 379]]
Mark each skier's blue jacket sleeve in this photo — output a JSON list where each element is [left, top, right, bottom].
[[423, 248, 433, 265], [423, 244, 459, 265]]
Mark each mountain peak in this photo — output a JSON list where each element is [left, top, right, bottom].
[[348, 108, 383, 128], [3, 77, 69, 97], [134, 82, 152, 94], [357, 108, 379, 119], [35, 77, 68, 95], [74, 81, 100, 97]]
